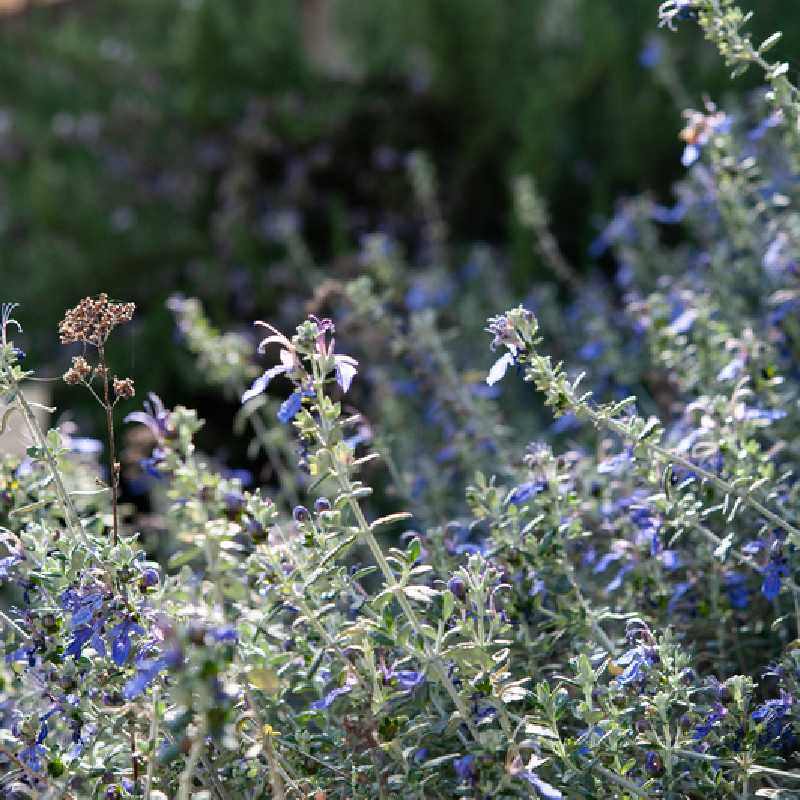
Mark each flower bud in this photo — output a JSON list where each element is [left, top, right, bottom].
[[314, 497, 331, 513]]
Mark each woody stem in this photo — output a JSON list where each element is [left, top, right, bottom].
[[99, 347, 119, 545]]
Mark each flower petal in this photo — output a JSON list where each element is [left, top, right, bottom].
[[486, 352, 514, 386]]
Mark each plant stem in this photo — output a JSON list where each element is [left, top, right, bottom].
[[177, 723, 206, 800], [98, 347, 119, 544], [307, 360, 480, 741], [4, 366, 88, 546], [591, 763, 651, 798], [144, 688, 160, 800], [344, 490, 480, 740]]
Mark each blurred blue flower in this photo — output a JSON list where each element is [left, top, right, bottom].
[[639, 38, 663, 68], [724, 571, 749, 609]]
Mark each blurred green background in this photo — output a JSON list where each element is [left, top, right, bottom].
[[0, 0, 796, 418]]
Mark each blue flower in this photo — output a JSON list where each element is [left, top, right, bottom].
[[744, 408, 787, 424], [551, 412, 579, 434], [651, 201, 686, 224], [405, 280, 453, 311], [19, 743, 47, 772], [578, 340, 606, 361], [395, 670, 425, 690], [605, 564, 633, 594], [521, 771, 562, 800], [614, 646, 655, 685], [507, 480, 546, 506], [752, 692, 793, 748], [762, 558, 788, 601], [717, 357, 745, 382], [645, 751, 664, 776], [209, 625, 239, 644], [748, 110, 783, 142], [667, 581, 692, 613], [242, 348, 295, 404], [109, 620, 145, 667], [592, 552, 622, 575], [277, 390, 314, 424], [453, 754, 476, 782], [752, 693, 792, 724], [597, 449, 633, 475], [0, 554, 22, 580], [694, 703, 726, 740], [724, 572, 749, 609], [639, 38, 662, 69], [123, 653, 174, 700], [310, 684, 353, 710]]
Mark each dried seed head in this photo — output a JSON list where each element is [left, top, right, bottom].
[[63, 367, 82, 385], [72, 356, 92, 379], [113, 376, 135, 400], [59, 293, 135, 347]]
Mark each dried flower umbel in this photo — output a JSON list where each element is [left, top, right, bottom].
[[59, 293, 136, 544]]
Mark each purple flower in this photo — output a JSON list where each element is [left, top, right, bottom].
[[124, 393, 171, 441]]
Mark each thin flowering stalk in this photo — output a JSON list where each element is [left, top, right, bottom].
[[307, 355, 481, 741], [59, 294, 136, 545], [488, 309, 800, 544]]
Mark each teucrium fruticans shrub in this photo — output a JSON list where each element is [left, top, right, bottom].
[[5, 2, 800, 798]]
